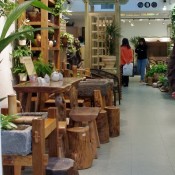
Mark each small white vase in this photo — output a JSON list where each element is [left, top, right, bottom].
[[18, 73, 27, 82], [19, 39, 27, 46]]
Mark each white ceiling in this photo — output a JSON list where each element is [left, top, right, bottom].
[[67, 0, 175, 21]]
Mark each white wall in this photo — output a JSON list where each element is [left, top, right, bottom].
[[121, 20, 171, 41], [0, 17, 15, 108]]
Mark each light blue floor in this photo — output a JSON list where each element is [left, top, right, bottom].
[[79, 76, 175, 175]]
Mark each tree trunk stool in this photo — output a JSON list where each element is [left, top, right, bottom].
[[105, 106, 120, 137], [69, 107, 100, 159], [96, 109, 110, 144], [58, 121, 69, 157], [46, 157, 79, 175], [67, 126, 93, 169]]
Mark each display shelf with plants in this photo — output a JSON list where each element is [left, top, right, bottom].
[[17, 0, 68, 70]]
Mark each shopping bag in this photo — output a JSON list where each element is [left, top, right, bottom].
[[123, 63, 133, 76]]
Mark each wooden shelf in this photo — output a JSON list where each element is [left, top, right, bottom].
[[18, 0, 61, 70]]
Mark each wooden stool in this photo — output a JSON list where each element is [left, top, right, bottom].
[[46, 157, 79, 175], [67, 126, 93, 170], [96, 109, 110, 144], [105, 106, 120, 137], [69, 107, 100, 159]]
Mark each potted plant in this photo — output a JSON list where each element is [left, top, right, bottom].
[[11, 46, 32, 81], [60, 32, 74, 48], [52, 0, 67, 16], [0, 0, 17, 17], [102, 21, 120, 68], [33, 56, 53, 78], [18, 22, 34, 45], [1, 113, 32, 156]]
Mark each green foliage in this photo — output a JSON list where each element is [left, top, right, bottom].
[[0, 0, 52, 53], [0, 0, 17, 17], [12, 46, 32, 58], [130, 36, 141, 48], [11, 46, 31, 74], [146, 64, 167, 77], [0, 114, 19, 130], [33, 57, 53, 78], [158, 75, 169, 87], [106, 21, 120, 55], [52, 0, 67, 16], [0, 97, 7, 102], [18, 23, 34, 41]]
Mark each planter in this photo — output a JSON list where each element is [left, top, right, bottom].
[[1, 125, 32, 156], [27, 11, 41, 22], [18, 73, 27, 82], [147, 77, 153, 86], [18, 39, 26, 46], [102, 55, 116, 68]]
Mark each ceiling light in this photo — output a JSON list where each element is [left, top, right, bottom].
[[131, 23, 134, 27], [163, 5, 167, 11]]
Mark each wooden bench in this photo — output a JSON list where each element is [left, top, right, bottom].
[[2, 107, 79, 175]]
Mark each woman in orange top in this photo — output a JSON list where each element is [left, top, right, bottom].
[[120, 38, 133, 87]]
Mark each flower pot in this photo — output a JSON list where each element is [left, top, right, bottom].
[[1, 125, 32, 156], [102, 55, 116, 68], [18, 39, 26, 46], [18, 73, 27, 82], [27, 11, 41, 22]]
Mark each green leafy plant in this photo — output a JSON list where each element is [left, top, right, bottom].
[[0, 0, 52, 53], [52, 0, 68, 16], [18, 22, 34, 41], [33, 57, 53, 77], [0, 114, 19, 130], [11, 46, 31, 74], [130, 36, 141, 48], [106, 21, 121, 55], [153, 64, 167, 74], [0, 0, 17, 17]]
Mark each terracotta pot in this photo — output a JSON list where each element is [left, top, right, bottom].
[[27, 12, 41, 22]]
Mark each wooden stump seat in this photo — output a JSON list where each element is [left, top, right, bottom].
[[105, 106, 120, 137], [96, 109, 110, 144], [69, 107, 100, 159], [67, 126, 93, 170], [46, 157, 79, 175]]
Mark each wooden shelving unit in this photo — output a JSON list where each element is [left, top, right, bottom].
[[18, 0, 61, 70], [89, 13, 115, 69]]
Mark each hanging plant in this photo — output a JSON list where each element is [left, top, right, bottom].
[[52, 0, 68, 16]]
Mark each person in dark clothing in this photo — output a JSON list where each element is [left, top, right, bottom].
[[135, 38, 148, 83]]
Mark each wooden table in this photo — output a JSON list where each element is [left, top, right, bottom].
[[13, 77, 84, 119]]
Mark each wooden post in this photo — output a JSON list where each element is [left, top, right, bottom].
[[67, 126, 93, 170], [94, 90, 104, 109], [72, 65, 77, 77], [96, 110, 109, 144], [8, 94, 17, 115], [32, 118, 45, 175], [105, 106, 120, 137]]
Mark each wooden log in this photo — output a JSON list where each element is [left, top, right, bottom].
[[46, 157, 79, 175], [94, 90, 104, 109], [67, 126, 93, 170], [105, 106, 120, 137], [72, 65, 77, 77], [96, 110, 109, 144]]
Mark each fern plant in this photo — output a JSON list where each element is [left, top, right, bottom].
[[0, 114, 19, 130]]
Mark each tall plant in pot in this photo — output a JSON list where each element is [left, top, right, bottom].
[[103, 21, 120, 68]]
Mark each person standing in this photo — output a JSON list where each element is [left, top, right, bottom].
[[135, 38, 148, 83], [120, 38, 133, 87]]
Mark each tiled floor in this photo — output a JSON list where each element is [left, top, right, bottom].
[[79, 76, 175, 175], [23, 76, 175, 175]]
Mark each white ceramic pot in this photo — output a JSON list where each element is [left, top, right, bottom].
[[51, 71, 63, 81], [102, 55, 116, 68], [18, 73, 27, 82], [18, 39, 27, 46]]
